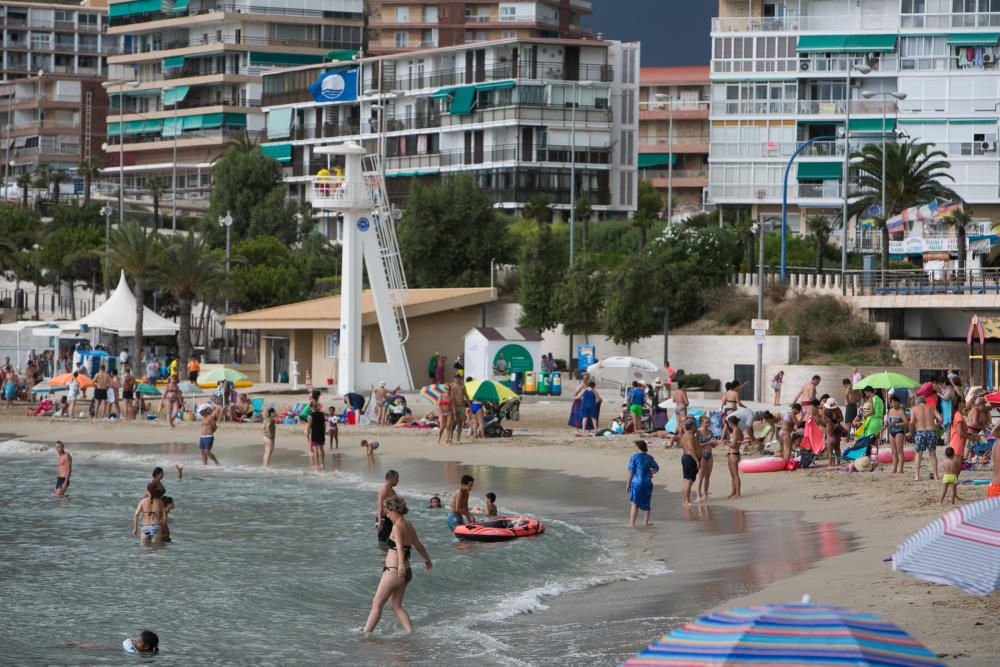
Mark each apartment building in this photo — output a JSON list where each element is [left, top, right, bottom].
[[639, 66, 710, 220], [0, 0, 113, 185], [259, 37, 639, 236], [102, 0, 364, 215], [709, 0, 1000, 262], [368, 1, 592, 54]]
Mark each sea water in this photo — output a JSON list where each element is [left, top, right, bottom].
[[0, 439, 670, 666]]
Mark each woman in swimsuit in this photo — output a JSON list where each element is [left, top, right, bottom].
[[364, 496, 432, 634], [725, 415, 743, 499], [695, 415, 717, 501], [132, 482, 167, 544], [437, 392, 453, 444], [886, 395, 909, 474], [162, 376, 181, 429]]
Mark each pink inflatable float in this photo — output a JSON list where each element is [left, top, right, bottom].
[[877, 448, 916, 464], [738, 456, 787, 473]]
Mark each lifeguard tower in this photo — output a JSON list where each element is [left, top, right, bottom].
[[967, 314, 1000, 390], [308, 142, 412, 393]]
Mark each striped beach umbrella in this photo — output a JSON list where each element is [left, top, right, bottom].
[[893, 497, 1000, 596], [419, 384, 447, 405], [465, 379, 519, 403], [622, 602, 942, 666]]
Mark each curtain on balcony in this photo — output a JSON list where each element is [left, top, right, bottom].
[[170, 0, 190, 12], [267, 107, 294, 139]]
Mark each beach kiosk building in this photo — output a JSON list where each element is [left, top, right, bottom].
[[463, 327, 543, 383]]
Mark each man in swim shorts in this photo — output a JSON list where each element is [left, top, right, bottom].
[[678, 420, 702, 506], [448, 474, 475, 529], [911, 397, 941, 481], [627, 381, 645, 434], [199, 405, 220, 465], [376, 470, 399, 543], [53, 441, 72, 496], [92, 364, 110, 419]]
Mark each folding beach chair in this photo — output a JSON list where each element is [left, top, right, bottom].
[[965, 436, 993, 472]]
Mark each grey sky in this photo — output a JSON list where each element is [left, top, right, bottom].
[[585, 1, 714, 67]]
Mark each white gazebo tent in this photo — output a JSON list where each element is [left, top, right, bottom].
[[74, 271, 179, 338]]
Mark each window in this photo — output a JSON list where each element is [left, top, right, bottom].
[[500, 5, 517, 19], [79, 13, 98, 28], [395, 7, 409, 22], [424, 6, 438, 22], [502, 31, 516, 39], [394, 31, 408, 48], [324, 333, 339, 358], [899, 36, 948, 70]]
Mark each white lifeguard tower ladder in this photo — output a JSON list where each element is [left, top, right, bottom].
[[309, 142, 413, 393]]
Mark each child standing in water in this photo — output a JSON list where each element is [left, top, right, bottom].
[[327, 407, 339, 449], [726, 415, 743, 500], [940, 447, 960, 504]]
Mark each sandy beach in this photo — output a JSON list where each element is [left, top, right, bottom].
[[3, 395, 998, 665]]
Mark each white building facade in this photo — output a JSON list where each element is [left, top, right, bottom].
[[710, 0, 1000, 260], [259, 37, 640, 233]]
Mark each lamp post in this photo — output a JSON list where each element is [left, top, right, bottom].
[[164, 86, 180, 231], [781, 135, 838, 282], [653, 306, 669, 365], [219, 210, 233, 315], [101, 80, 140, 227], [567, 80, 592, 376], [861, 89, 907, 279], [655, 92, 674, 222], [100, 203, 114, 297], [840, 62, 871, 295], [1, 80, 12, 200]]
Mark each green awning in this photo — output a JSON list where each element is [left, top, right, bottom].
[[797, 35, 848, 53], [143, 119, 163, 133], [431, 86, 457, 99], [797, 161, 843, 181], [450, 86, 476, 115], [947, 33, 1000, 46], [122, 119, 162, 135], [325, 49, 358, 61], [107, 122, 120, 136], [181, 115, 203, 130], [637, 153, 676, 168], [249, 52, 325, 66], [223, 112, 246, 128], [109, 0, 161, 18], [162, 117, 180, 137], [476, 80, 515, 92], [170, 0, 189, 11], [267, 107, 293, 139], [844, 34, 897, 52], [163, 55, 185, 69], [162, 85, 190, 106], [261, 143, 292, 163], [950, 117, 998, 124], [849, 118, 897, 132], [125, 88, 160, 96]]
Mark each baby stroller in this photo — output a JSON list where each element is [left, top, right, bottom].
[[484, 397, 520, 438]]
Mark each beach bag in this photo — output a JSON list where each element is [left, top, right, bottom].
[[799, 449, 816, 469]]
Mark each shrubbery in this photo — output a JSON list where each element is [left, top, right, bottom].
[[784, 295, 880, 353]]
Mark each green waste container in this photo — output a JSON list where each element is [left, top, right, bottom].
[[537, 371, 550, 396]]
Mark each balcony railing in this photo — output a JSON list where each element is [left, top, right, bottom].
[[797, 99, 896, 116], [386, 153, 441, 171], [105, 128, 264, 145], [713, 11, 1000, 33], [440, 103, 611, 126], [438, 143, 611, 167], [640, 135, 711, 146], [386, 60, 613, 92], [639, 100, 710, 113]]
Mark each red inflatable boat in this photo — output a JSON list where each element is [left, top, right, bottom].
[[452, 517, 545, 542]]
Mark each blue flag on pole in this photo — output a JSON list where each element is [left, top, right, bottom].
[[309, 68, 358, 103]]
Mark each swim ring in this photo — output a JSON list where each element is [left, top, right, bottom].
[[452, 517, 544, 542], [876, 448, 916, 464], [738, 456, 787, 473]]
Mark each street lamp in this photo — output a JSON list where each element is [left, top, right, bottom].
[[101, 79, 141, 227], [100, 203, 114, 297], [164, 86, 180, 231], [1, 80, 12, 200], [567, 79, 593, 376], [652, 306, 670, 365], [655, 92, 674, 223], [861, 90, 907, 275], [840, 62, 871, 295], [219, 210, 233, 315]]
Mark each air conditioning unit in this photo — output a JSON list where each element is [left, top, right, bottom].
[[985, 52, 995, 64], [800, 59, 811, 71], [982, 141, 997, 152]]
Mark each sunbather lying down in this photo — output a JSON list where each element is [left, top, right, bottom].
[[394, 411, 439, 427]]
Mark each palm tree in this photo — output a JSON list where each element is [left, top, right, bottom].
[[523, 194, 551, 223], [805, 214, 834, 274], [16, 172, 31, 209], [156, 232, 224, 381], [732, 213, 756, 273], [78, 155, 103, 206], [109, 221, 161, 364], [574, 196, 592, 249], [225, 128, 258, 153], [146, 175, 165, 229], [849, 141, 959, 273], [49, 171, 67, 206], [941, 207, 973, 274], [32, 163, 51, 195]]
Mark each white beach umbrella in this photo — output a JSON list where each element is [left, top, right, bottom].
[[893, 497, 1000, 596], [586, 356, 659, 387]]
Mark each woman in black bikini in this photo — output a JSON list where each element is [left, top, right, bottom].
[[364, 496, 432, 634]]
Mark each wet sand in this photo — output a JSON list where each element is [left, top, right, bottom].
[[3, 395, 998, 665]]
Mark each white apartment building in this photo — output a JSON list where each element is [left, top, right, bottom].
[[710, 0, 1000, 260], [259, 37, 640, 236]]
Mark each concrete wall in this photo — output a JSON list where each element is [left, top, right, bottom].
[[890, 340, 966, 371], [763, 364, 921, 406]]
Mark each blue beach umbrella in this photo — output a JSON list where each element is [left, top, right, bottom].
[[30, 382, 65, 394], [622, 601, 943, 666]]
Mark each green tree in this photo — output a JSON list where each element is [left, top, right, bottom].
[[397, 175, 513, 287], [0, 204, 41, 312], [516, 222, 565, 331], [78, 155, 103, 206], [941, 207, 973, 273], [603, 252, 660, 347], [108, 221, 161, 360], [230, 235, 308, 310], [146, 175, 166, 229], [522, 194, 552, 223], [805, 214, 834, 274], [38, 223, 103, 319], [632, 179, 664, 249], [732, 213, 756, 272], [16, 172, 31, 209], [157, 232, 225, 380], [552, 254, 604, 339], [205, 138, 297, 245], [49, 171, 68, 206], [574, 196, 593, 250], [850, 141, 959, 273]]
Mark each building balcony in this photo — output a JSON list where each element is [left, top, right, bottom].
[[639, 139, 709, 154], [639, 101, 709, 120], [109, 2, 353, 29], [643, 170, 708, 189], [440, 103, 611, 128]]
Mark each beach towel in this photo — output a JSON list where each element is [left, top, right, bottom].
[[665, 409, 705, 434], [801, 415, 825, 454]]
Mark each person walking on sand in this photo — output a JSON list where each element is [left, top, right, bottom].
[[263, 407, 276, 466], [672, 380, 690, 421], [377, 470, 400, 543], [67, 371, 80, 419], [122, 366, 136, 420], [626, 381, 646, 434], [725, 415, 743, 499], [363, 496, 433, 635], [448, 375, 467, 443], [132, 483, 167, 543], [198, 405, 221, 465], [579, 380, 600, 435], [771, 370, 784, 405], [448, 475, 475, 529], [163, 375, 182, 429], [940, 447, 960, 504], [92, 364, 110, 419], [678, 420, 702, 506], [911, 396, 941, 481], [437, 387, 454, 445], [696, 415, 718, 501], [53, 441, 72, 496], [886, 395, 910, 474], [306, 401, 327, 471], [626, 440, 659, 526]]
